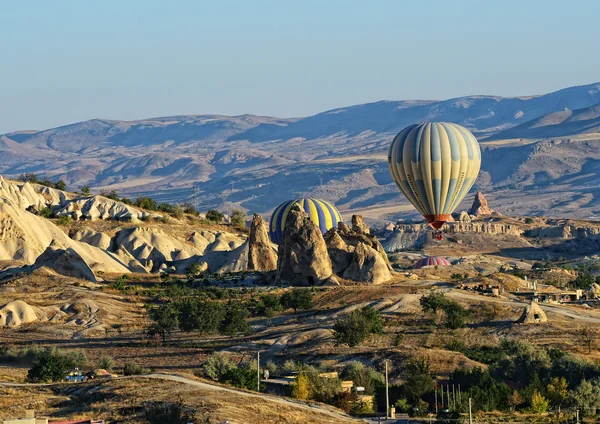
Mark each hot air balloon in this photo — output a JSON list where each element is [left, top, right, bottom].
[[269, 198, 342, 244], [414, 256, 451, 269], [388, 122, 481, 238]]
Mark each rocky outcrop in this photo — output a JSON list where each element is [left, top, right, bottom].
[[0, 177, 159, 222], [248, 214, 277, 271], [351, 215, 370, 234], [0, 300, 42, 327], [342, 242, 391, 284], [468, 192, 496, 216], [459, 211, 472, 223], [0, 200, 133, 273], [337, 216, 392, 272], [32, 242, 99, 282], [276, 204, 333, 285], [71, 228, 113, 251], [324, 229, 354, 275]]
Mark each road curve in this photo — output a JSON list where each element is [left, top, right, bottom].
[[0, 373, 363, 423]]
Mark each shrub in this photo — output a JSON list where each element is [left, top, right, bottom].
[[206, 209, 224, 223], [144, 400, 196, 424], [186, 263, 205, 279], [220, 366, 257, 390], [79, 185, 91, 196], [525, 217, 534, 224], [123, 361, 146, 376], [54, 180, 67, 191], [181, 202, 197, 214], [121, 197, 133, 205], [264, 360, 277, 375], [111, 274, 129, 291], [231, 209, 246, 229], [39, 206, 53, 218], [19, 173, 40, 183], [573, 272, 595, 289], [56, 216, 73, 226], [100, 190, 119, 200], [158, 203, 175, 213], [283, 360, 298, 374], [99, 356, 114, 371]]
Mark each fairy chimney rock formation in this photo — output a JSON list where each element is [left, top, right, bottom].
[[248, 213, 277, 271], [275, 204, 333, 285], [468, 192, 495, 216]]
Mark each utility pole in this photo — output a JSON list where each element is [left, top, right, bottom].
[[257, 351, 260, 392], [468, 398, 472, 424], [441, 385, 444, 408], [452, 384, 456, 410], [434, 387, 438, 414], [577, 408, 580, 423], [385, 360, 389, 419]]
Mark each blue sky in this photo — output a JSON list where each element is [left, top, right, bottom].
[[1, 0, 599, 133]]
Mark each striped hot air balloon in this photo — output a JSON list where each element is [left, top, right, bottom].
[[414, 256, 451, 269], [268, 198, 342, 244], [388, 122, 481, 229]]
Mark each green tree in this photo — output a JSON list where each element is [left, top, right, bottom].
[[135, 196, 158, 210], [144, 400, 196, 424], [27, 348, 74, 382], [203, 352, 236, 380], [444, 302, 468, 329], [186, 263, 205, 279], [403, 358, 435, 403], [333, 306, 383, 347], [19, 173, 39, 183], [100, 189, 119, 200], [573, 379, 600, 417], [340, 361, 384, 395], [420, 292, 449, 315], [99, 356, 114, 371], [546, 377, 568, 407], [281, 288, 313, 312], [206, 209, 224, 223], [176, 299, 224, 334], [158, 203, 175, 213], [39, 206, 53, 218], [231, 209, 246, 229], [219, 303, 251, 337], [147, 304, 179, 343], [79, 185, 91, 196], [580, 326, 599, 354], [54, 180, 67, 191], [291, 372, 311, 400], [573, 272, 595, 289], [256, 293, 282, 319], [530, 390, 549, 414]]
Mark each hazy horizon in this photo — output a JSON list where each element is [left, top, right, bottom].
[[2, 0, 600, 133]]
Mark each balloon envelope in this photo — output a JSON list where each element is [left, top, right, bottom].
[[388, 122, 481, 228], [415, 256, 451, 269], [268, 198, 342, 244]]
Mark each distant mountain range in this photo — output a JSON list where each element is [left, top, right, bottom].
[[3, 82, 600, 224]]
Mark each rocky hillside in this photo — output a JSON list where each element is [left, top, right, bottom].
[[2, 83, 600, 223]]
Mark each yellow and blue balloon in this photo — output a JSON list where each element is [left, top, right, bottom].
[[269, 198, 342, 244]]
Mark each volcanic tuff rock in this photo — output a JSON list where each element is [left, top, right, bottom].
[[324, 229, 354, 275], [247, 214, 277, 272], [31, 242, 99, 281], [276, 204, 333, 285], [0, 300, 42, 327], [337, 216, 392, 271], [342, 242, 392, 284], [468, 192, 496, 216], [351, 215, 370, 234]]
